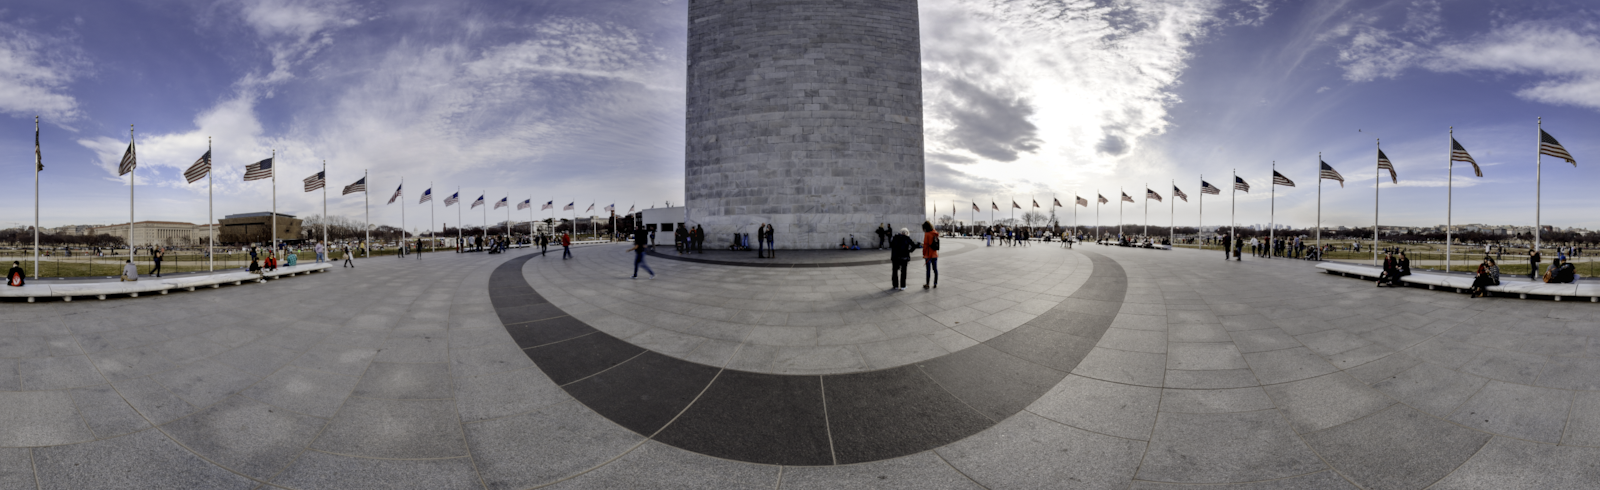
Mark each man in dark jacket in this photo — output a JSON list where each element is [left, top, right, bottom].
[[889, 227, 918, 290]]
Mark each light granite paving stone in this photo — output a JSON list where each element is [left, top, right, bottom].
[[1371, 361, 1488, 417], [1243, 347, 1338, 385], [454, 364, 569, 423], [0, 390, 95, 447], [68, 384, 150, 438], [111, 375, 196, 425], [1407, 337, 1487, 369], [240, 366, 360, 419], [1168, 323, 1231, 343], [0, 448, 34, 488], [1073, 347, 1166, 387], [1027, 374, 1161, 440], [1429, 436, 1600, 489], [161, 394, 326, 480], [150, 358, 258, 408], [1098, 328, 1168, 353], [351, 362, 453, 399], [1220, 314, 1276, 332], [33, 429, 255, 490], [544, 440, 777, 489], [293, 341, 380, 377], [937, 411, 1145, 490], [272, 451, 481, 490], [1303, 404, 1490, 490], [857, 335, 949, 370], [1563, 391, 1600, 447], [465, 398, 644, 490], [950, 322, 1004, 343], [1262, 372, 1395, 432], [679, 338, 743, 367], [1448, 380, 1573, 443], [1111, 314, 1169, 332], [1294, 330, 1372, 357], [1137, 409, 1326, 483], [1322, 343, 1397, 370], [1128, 470, 1356, 489], [622, 328, 704, 357], [779, 450, 979, 489], [1159, 386, 1275, 413], [1344, 351, 1423, 385], [926, 329, 980, 353], [16, 354, 103, 390], [1167, 343, 1248, 371], [373, 336, 449, 363], [1534, 357, 1600, 390], [1228, 329, 1301, 354], [447, 341, 534, 380]]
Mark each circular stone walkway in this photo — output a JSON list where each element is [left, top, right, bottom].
[[0, 243, 1596, 489]]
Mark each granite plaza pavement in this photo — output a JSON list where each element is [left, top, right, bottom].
[[0, 239, 1597, 488]]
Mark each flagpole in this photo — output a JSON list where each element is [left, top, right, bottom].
[[1535, 117, 1543, 253], [1119, 188, 1123, 237], [1374, 140, 1380, 265], [400, 178, 405, 256], [364, 170, 370, 258], [1169, 181, 1174, 247], [1316, 154, 1322, 260], [322, 160, 328, 252], [1270, 162, 1275, 259], [430, 182, 435, 253], [1143, 183, 1148, 237], [33, 116, 40, 279], [1199, 175, 1204, 250], [271, 148, 276, 259], [208, 138, 214, 271], [1231, 169, 1236, 255], [457, 187, 462, 251], [1447, 128, 1454, 273], [130, 125, 136, 262]]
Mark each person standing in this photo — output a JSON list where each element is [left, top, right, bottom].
[[151, 248, 164, 277], [921, 221, 939, 289], [630, 228, 654, 279], [764, 224, 775, 259], [1528, 248, 1541, 280], [315, 241, 326, 263], [889, 227, 916, 290], [561, 231, 573, 260], [1223, 235, 1231, 260], [343, 243, 355, 268]]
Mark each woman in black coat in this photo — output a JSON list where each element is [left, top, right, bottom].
[[888, 228, 918, 291]]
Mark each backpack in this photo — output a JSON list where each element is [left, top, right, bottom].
[[931, 235, 940, 251]]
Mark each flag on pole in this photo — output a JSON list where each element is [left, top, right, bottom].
[[342, 177, 366, 195], [1273, 170, 1296, 187], [1319, 161, 1345, 187], [1173, 186, 1188, 202], [1234, 176, 1250, 192], [183, 151, 211, 183], [1012, 200, 1021, 209], [991, 201, 999, 210], [117, 140, 137, 176], [387, 184, 403, 204], [1539, 129, 1576, 165], [472, 195, 486, 208], [1032, 199, 1040, 208], [563, 202, 574, 211], [518, 199, 531, 210], [243, 158, 273, 181], [1377, 149, 1397, 183], [1076, 196, 1088, 206], [585, 203, 595, 213], [970, 202, 979, 211], [1450, 138, 1482, 177], [419, 188, 432, 203], [35, 121, 42, 171], [542, 201, 553, 210], [1053, 198, 1062, 207], [1146, 188, 1162, 202], [604, 203, 615, 212], [1201, 180, 1221, 195], [1097, 194, 1108, 204], [495, 197, 508, 209], [628, 205, 635, 213], [444, 192, 459, 206], [1120, 192, 1134, 203], [303, 171, 325, 192]]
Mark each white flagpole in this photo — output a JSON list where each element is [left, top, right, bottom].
[[130, 125, 136, 262], [1270, 162, 1275, 259], [364, 170, 369, 257], [1316, 154, 1322, 259], [208, 138, 214, 271], [400, 178, 405, 256], [322, 160, 328, 251], [429, 182, 435, 253], [1119, 188, 1123, 237], [1169, 180, 1174, 247], [1374, 140, 1381, 265], [1535, 117, 1543, 253], [33, 116, 40, 279], [1199, 175, 1204, 250], [1096, 191, 1100, 239], [271, 148, 277, 259], [1143, 183, 1149, 237], [484, 191, 489, 244], [457, 187, 462, 251], [1447, 128, 1454, 272], [1231, 169, 1237, 255]]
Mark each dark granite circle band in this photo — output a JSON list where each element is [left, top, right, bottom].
[[490, 250, 1127, 465]]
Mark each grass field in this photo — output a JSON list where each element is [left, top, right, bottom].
[[1, 246, 457, 278]]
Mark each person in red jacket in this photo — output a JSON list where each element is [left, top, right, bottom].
[[561, 232, 573, 260], [922, 221, 939, 289]]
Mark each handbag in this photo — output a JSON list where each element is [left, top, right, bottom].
[[931, 236, 940, 251]]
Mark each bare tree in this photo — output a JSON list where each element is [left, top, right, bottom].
[[1021, 211, 1048, 227]]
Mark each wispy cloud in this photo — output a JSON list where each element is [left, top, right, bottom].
[[1430, 22, 1600, 110], [0, 17, 89, 123]]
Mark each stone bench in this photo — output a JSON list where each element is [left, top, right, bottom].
[[0, 263, 332, 303], [1316, 262, 1599, 302]]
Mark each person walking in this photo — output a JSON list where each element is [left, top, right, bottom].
[[629, 229, 654, 279], [151, 248, 164, 277], [342, 243, 355, 268], [561, 231, 573, 260], [889, 227, 916, 290], [1528, 248, 1541, 280], [921, 221, 939, 289], [1223, 235, 1231, 260]]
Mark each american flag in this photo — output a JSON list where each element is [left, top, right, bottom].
[[1076, 196, 1088, 207], [1234, 176, 1250, 192], [1012, 201, 1021, 209], [444, 192, 459, 206], [1146, 189, 1162, 202], [1172, 186, 1188, 202], [1540, 129, 1575, 166], [471, 195, 486, 208], [1032, 199, 1040, 208], [1450, 138, 1482, 177], [387, 184, 403, 204], [183, 151, 211, 183], [563, 202, 574, 211], [341, 177, 366, 195], [604, 203, 615, 212], [243, 158, 273, 181], [627, 205, 635, 213], [34, 119, 41, 172], [517, 199, 531, 210], [1320, 161, 1344, 187], [1053, 198, 1063, 207], [585, 203, 595, 212], [541, 200, 553, 210], [419, 188, 432, 203], [971, 202, 980, 211], [494, 197, 508, 209], [1120, 192, 1134, 203], [1097, 194, 1108, 204], [1201, 180, 1221, 195], [991, 201, 999, 210], [1272, 170, 1295, 187], [1377, 149, 1397, 184], [303, 171, 325, 192], [118, 140, 137, 176]]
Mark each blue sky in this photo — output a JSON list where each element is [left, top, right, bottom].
[[1, 0, 1597, 232]]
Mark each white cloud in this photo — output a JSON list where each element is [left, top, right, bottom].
[[234, 0, 360, 89], [1430, 23, 1600, 109], [0, 18, 88, 123]]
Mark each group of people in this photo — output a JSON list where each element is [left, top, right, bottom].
[[1250, 236, 1316, 259], [675, 225, 705, 254], [888, 221, 940, 290]]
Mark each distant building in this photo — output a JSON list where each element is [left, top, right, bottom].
[[217, 212, 302, 244], [92, 221, 206, 247], [639, 207, 685, 233]]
